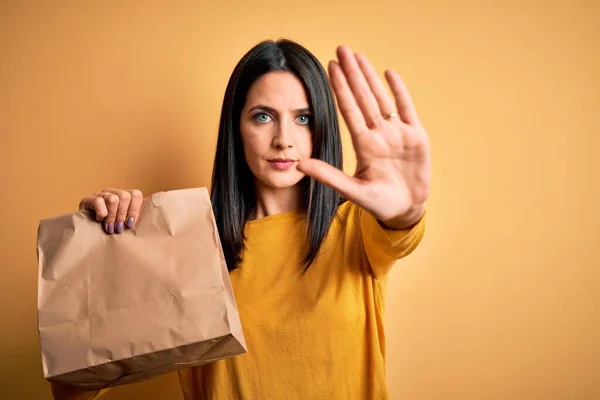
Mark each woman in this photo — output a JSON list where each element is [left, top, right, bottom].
[[57, 39, 430, 399]]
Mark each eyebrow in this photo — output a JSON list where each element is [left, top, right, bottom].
[[248, 105, 311, 114]]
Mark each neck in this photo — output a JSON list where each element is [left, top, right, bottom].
[[252, 181, 303, 219]]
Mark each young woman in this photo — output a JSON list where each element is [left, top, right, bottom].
[[57, 38, 430, 399]]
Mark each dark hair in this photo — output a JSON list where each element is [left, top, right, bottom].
[[210, 38, 343, 272]]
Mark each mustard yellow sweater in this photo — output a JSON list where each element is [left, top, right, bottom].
[[52, 201, 425, 400], [179, 201, 424, 399]]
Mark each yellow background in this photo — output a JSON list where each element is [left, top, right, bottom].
[[1, 1, 598, 399]]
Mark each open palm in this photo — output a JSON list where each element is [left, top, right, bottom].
[[298, 46, 431, 227]]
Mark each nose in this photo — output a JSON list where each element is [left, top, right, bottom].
[[272, 119, 294, 150]]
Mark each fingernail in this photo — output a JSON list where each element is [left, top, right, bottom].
[[126, 217, 135, 228], [116, 221, 124, 234], [106, 223, 115, 234]]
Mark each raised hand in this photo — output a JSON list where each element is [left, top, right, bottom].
[[297, 45, 431, 228]]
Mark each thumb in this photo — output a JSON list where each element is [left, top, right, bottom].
[[297, 159, 361, 201]]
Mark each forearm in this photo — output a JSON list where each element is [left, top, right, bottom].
[[50, 382, 105, 400]]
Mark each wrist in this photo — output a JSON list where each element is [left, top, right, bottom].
[[380, 204, 425, 230]]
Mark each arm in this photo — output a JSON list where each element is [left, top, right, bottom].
[[297, 46, 431, 252], [380, 204, 425, 230], [359, 205, 425, 278], [50, 383, 107, 400]]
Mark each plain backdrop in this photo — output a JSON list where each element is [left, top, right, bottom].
[[1, 0, 599, 398]]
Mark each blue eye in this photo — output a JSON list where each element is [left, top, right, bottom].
[[296, 114, 311, 125], [253, 112, 272, 123]]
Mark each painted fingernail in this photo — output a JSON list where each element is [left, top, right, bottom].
[[106, 223, 115, 234], [116, 221, 125, 234], [126, 217, 135, 228]]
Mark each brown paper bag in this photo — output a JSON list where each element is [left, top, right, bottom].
[[36, 187, 247, 390]]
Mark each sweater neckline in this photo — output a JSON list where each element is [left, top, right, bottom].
[[245, 209, 306, 227]]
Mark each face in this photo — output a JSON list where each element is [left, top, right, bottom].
[[240, 71, 313, 191]]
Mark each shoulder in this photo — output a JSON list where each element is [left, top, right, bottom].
[[327, 200, 363, 237], [333, 200, 360, 222]]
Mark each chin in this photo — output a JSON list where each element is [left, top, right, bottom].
[[259, 172, 305, 190]]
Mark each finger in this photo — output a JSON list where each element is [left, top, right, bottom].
[[79, 196, 108, 222], [101, 192, 120, 234], [336, 45, 384, 128], [355, 53, 397, 119], [297, 159, 363, 202], [329, 61, 368, 135], [384, 69, 421, 126], [102, 189, 132, 234], [125, 189, 143, 228]]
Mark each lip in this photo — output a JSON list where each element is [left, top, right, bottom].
[[267, 158, 296, 170]]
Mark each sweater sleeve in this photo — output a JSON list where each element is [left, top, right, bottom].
[[357, 205, 425, 278]]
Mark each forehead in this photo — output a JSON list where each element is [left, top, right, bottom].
[[245, 71, 309, 109]]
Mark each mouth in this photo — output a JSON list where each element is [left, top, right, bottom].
[[267, 158, 297, 170]]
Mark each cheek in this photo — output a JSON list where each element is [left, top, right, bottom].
[[298, 130, 313, 157], [240, 124, 259, 154], [240, 127, 269, 168]]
